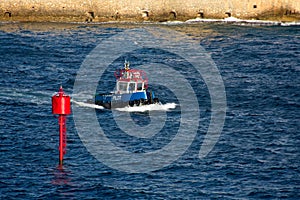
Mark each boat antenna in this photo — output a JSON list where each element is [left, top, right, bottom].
[[124, 60, 130, 71]]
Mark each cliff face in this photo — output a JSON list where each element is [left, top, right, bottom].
[[0, 0, 299, 22]]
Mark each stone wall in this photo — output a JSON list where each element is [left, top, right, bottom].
[[1, 0, 299, 21]]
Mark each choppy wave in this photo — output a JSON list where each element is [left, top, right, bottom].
[[1, 22, 299, 199], [68, 17, 300, 27], [186, 17, 300, 26], [2, 16, 297, 28]]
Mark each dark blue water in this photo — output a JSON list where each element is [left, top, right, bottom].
[[0, 22, 299, 199]]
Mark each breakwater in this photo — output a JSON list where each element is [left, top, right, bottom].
[[1, 0, 299, 22]]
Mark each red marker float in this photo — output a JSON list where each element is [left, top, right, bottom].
[[52, 86, 71, 165]]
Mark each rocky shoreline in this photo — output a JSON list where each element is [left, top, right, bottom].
[[0, 15, 300, 23], [1, 0, 299, 23], [0, 14, 299, 24]]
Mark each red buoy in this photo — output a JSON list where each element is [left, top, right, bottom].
[[52, 86, 71, 165]]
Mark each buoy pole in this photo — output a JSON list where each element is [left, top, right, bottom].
[[52, 86, 71, 166], [58, 115, 67, 165]]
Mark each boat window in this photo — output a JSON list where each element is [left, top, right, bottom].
[[118, 82, 128, 92], [137, 83, 143, 91], [129, 83, 136, 92]]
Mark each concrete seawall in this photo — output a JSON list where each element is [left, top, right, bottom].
[[1, 0, 299, 22]]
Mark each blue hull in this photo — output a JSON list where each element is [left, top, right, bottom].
[[94, 90, 158, 109]]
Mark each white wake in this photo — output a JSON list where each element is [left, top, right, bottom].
[[72, 99, 177, 112], [115, 103, 177, 112], [72, 100, 104, 110]]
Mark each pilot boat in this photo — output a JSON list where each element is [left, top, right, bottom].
[[94, 62, 159, 109]]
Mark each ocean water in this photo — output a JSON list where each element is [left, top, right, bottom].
[[0, 22, 299, 199]]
